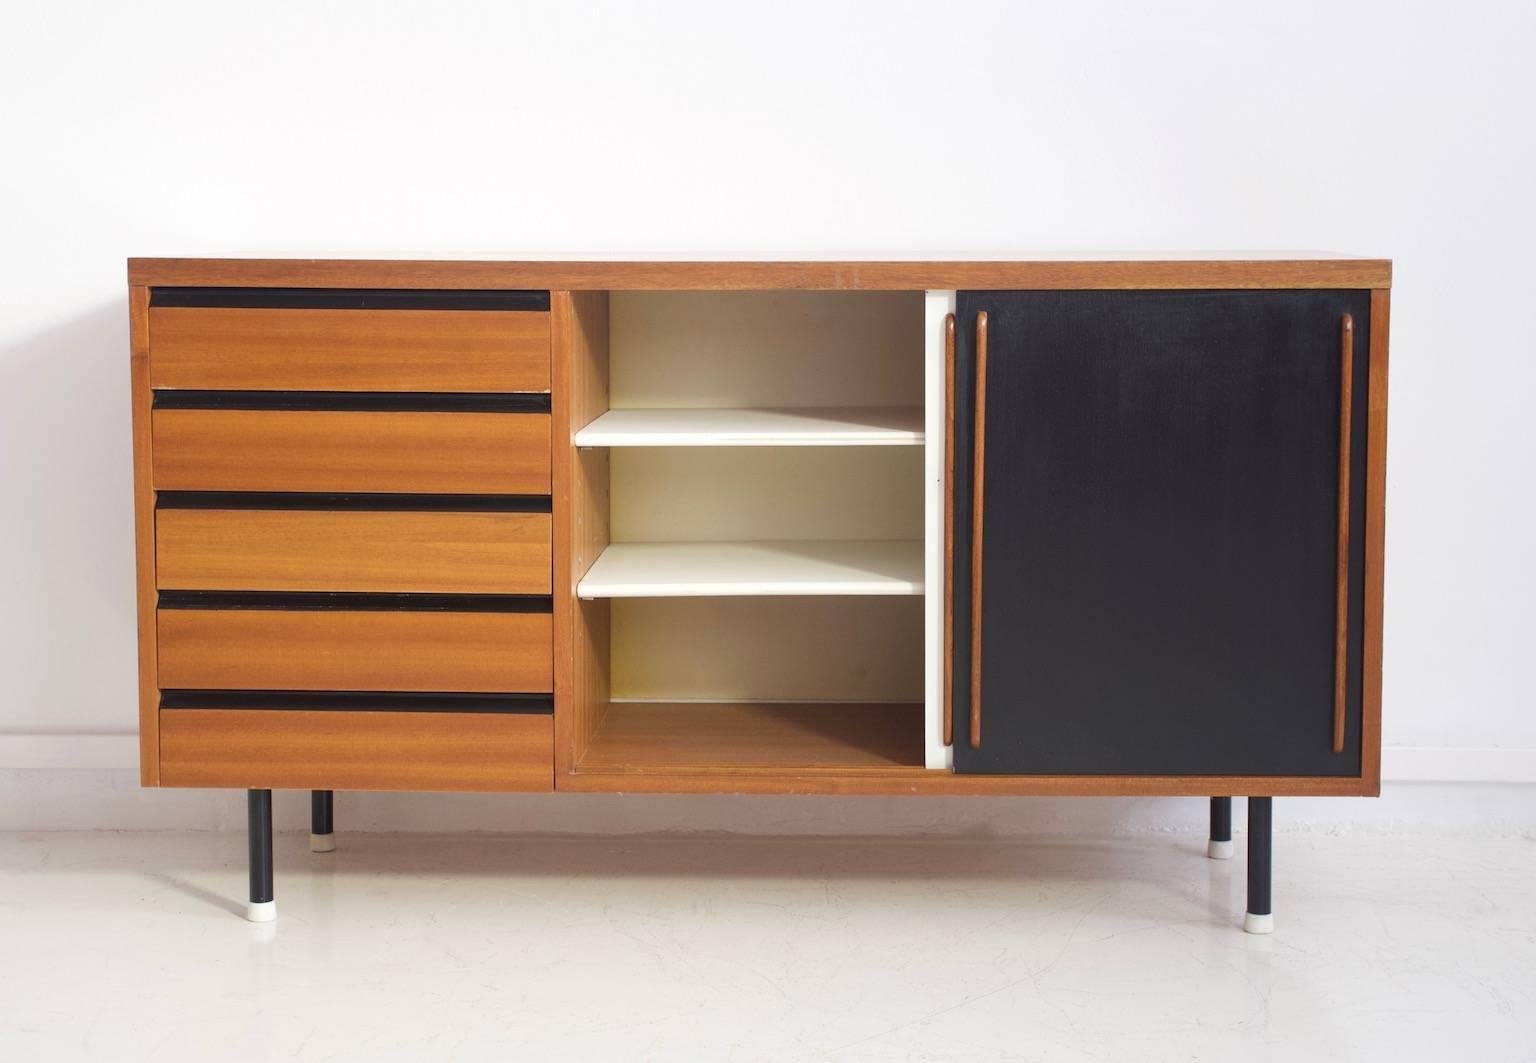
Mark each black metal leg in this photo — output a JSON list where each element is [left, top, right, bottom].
[[1208, 796, 1233, 859], [1245, 797, 1273, 934], [247, 789, 275, 922], [310, 790, 336, 852]]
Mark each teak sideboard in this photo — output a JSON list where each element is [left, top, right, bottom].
[[126, 255, 1391, 932]]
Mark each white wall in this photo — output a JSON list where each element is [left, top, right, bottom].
[[3, 0, 1533, 829]]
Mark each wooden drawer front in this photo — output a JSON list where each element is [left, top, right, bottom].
[[160, 709, 553, 791], [152, 410, 551, 494], [158, 609, 553, 692], [157, 510, 552, 594], [149, 307, 551, 393]]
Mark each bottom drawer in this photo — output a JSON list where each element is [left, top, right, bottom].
[[159, 708, 553, 792]]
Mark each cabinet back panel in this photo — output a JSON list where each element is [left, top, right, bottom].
[[612, 446, 923, 543], [609, 292, 922, 409], [613, 597, 922, 703]]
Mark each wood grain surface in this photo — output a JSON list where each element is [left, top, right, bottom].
[[551, 291, 613, 776], [129, 257, 1393, 291], [149, 306, 550, 392], [160, 709, 553, 791], [152, 409, 551, 494], [158, 608, 553, 692], [130, 286, 159, 784], [157, 509, 551, 594]]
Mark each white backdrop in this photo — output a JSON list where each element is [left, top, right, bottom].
[[3, 0, 1533, 830]]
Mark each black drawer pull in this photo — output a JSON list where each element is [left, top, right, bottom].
[[156, 492, 551, 513], [152, 391, 551, 414], [160, 690, 553, 714], [157, 591, 552, 613], [151, 287, 550, 312]]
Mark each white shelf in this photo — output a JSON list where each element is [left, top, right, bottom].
[[577, 540, 924, 598], [574, 407, 924, 447]]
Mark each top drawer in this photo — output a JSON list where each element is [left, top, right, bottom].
[[147, 289, 550, 393]]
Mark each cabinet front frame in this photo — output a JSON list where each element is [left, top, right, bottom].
[[129, 267, 1386, 797]]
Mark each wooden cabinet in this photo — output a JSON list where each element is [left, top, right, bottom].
[[126, 257, 1389, 927], [127, 258, 1389, 798], [948, 290, 1372, 777]]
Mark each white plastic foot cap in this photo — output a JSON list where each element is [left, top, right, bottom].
[[1207, 839, 1234, 860], [310, 832, 336, 853], [1243, 911, 1274, 935], [246, 900, 277, 923]]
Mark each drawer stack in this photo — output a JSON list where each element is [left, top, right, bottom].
[[144, 288, 556, 791]]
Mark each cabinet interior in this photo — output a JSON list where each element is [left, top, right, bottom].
[[570, 291, 932, 775]]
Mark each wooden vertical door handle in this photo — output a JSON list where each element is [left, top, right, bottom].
[[943, 313, 956, 746], [970, 311, 989, 749], [1333, 313, 1355, 753]]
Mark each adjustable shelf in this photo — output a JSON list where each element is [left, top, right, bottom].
[[576, 540, 924, 598], [574, 406, 924, 447]]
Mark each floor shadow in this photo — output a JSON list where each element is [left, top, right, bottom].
[[5, 829, 1241, 926], [146, 870, 246, 918], [8, 829, 1218, 881]]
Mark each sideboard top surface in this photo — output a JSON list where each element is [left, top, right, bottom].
[[127, 255, 1392, 291]]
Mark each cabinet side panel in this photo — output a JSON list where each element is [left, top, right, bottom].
[[552, 291, 612, 775], [130, 286, 159, 784], [1362, 289, 1390, 794]]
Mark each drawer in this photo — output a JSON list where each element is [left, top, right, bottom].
[[159, 707, 553, 791], [157, 509, 552, 594], [152, 409, 551, 494], [149, 306, 551, 393], [158, 607, 553, 692]]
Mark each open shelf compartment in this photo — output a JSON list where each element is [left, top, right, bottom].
[[559, 289, 945, 779], [579, 593, 926, 776]]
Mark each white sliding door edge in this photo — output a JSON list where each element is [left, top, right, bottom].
[[924, 291, 958, 769]]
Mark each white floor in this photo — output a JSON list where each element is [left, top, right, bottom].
[[3, 830, 1534, 1062]]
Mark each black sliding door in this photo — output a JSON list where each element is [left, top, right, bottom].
[[950, 290, 1370, 776]]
